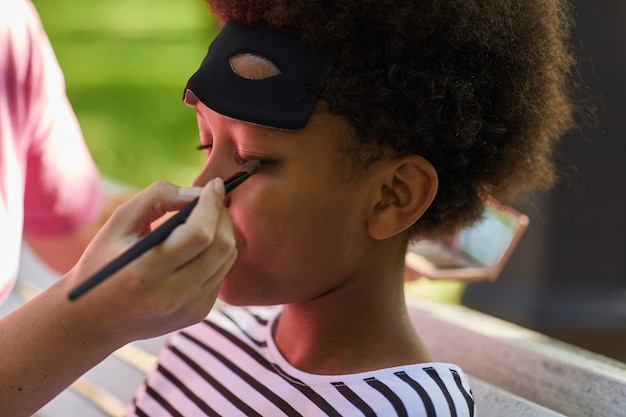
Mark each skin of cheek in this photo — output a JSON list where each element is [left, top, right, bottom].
[[219, 171, 374, 307], [191, 102, 378, 307]]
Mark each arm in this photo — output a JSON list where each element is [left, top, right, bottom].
[[0, 179, 236, 417], [25, 191, 133, 274], [11, 0, 115, 272]]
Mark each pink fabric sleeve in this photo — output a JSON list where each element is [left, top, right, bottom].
[[1, 0, 104, 299], [17, 0, 104, 237]]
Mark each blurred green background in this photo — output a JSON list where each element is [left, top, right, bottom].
[[33, 0, 219, 188]]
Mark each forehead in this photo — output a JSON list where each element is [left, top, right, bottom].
[[184, 21, 330, 130]]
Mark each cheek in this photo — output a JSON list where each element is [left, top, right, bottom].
[[234, 186, 355, 250], [226, 188, 366, 298]]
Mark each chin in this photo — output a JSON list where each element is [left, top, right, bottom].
[[218, 290, 280, 307], [220, 258, 293, 307], [218, 273, 278, 307]]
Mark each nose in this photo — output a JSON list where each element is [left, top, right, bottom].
[[191, 158, 242, 207], [192, 158, 233, 188], [192, 161, 235, 206], [192, 158, 213, 187]]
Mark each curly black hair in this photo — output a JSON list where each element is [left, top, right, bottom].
[[207, 0, 577, 238]]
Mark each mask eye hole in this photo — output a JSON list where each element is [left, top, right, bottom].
[[229, 53, 281, 80]]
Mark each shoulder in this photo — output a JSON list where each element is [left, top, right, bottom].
[[296, 362, 476, 417], [0, 0, 62, 126], [0, 0, 40, 39]]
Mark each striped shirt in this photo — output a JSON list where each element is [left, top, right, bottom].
[[128, 306, 476, 416]]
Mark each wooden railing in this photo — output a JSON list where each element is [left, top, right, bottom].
[[407, 296, 626, 417]]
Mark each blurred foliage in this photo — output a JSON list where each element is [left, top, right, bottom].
[[404, 279, 466, 304], [33, 0, 220, 187]]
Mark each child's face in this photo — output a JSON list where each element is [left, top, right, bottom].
[[191, 101, 382, 307]]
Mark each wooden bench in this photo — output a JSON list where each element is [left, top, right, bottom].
[[5, 245, 626, 417], [406, 296, 626, 417]]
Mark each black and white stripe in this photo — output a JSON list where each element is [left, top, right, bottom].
[[129, 307, 475, 416]]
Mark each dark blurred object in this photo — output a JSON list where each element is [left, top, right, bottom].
[[462, 0, 626, 362]]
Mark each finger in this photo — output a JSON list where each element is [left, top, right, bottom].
[[201, 247, 238, 305], [149, 181, 236, 307], [134, 178, 232, 274], [108, 181, 205, 237], [163, 241, 237, 315], [169, 209, 237, 292]]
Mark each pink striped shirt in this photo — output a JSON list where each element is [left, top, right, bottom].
[[129, 306, 476, 416]]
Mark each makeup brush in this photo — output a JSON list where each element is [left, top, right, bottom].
[[68, 160, 260, 300]]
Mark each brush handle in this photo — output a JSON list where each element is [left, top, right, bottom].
[[68, 168, 255, 300], [68, 199, 198, 300]]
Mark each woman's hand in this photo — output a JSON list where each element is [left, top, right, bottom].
[[0, 179, 237, 417], [61, 178, 237, 344]]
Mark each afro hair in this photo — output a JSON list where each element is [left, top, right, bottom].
[[207, 0, 577, 237]]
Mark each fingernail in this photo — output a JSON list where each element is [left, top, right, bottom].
[[212, 178, 225, 196], [178, 187, 203, 199]]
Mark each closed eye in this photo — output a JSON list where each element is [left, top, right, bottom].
[[196, 143, 212, 152], [233, 151, 249, 165], [197, 144, 263, 167]]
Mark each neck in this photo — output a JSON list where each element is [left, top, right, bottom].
[[273, 263, 435, 375]]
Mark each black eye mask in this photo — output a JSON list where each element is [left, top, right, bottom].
[[184, 21, 330, 130]]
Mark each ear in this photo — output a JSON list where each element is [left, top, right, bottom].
[[367, 155, 438, 240]]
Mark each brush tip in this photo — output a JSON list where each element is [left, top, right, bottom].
[[242, 159, 261, 175]]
